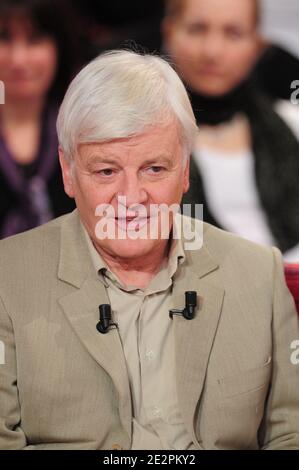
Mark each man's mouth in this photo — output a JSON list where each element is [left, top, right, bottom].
[[115, 216, 150, 231]]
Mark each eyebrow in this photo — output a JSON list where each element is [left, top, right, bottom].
[[142, 156, 174, 166], [86, 155, 174, 166], [86, 156, 120, 165]]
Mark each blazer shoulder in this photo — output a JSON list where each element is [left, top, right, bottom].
[[182, 215, 278, 271], [202, 221, 279, 273], [0, 212, 74, 274]]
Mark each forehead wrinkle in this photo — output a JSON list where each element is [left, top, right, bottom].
[[78, 123, 182, 165], [85, 152, 175, 167], [81, 141, 176, 161]]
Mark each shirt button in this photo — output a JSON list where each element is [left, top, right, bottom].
[[145, 350, 155, 361], [153, 407, 162, 418]]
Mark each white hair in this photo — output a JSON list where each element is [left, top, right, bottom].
[[57, 50, 198, 162]]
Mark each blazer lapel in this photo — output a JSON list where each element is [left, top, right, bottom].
[[172, 242, 224, 448], [57, 211, 132, 437]]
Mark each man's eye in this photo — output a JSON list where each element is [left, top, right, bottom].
[[98, 169, 114, 176], [148, 166, 164, 174]]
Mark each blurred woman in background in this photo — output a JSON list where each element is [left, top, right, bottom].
[[0, 0, 77, 238], [162, 0, 299, 262]]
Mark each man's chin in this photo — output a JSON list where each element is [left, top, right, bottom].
[[98, 239, 165, 261]]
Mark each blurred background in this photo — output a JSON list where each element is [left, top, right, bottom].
[[0, 0, 299, 269], [71, 0, 299, 100]]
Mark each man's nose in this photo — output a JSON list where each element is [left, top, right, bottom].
[[117, 172, 148, 207]]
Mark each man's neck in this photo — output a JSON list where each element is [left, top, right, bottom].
[[95, 241, 170, 289]]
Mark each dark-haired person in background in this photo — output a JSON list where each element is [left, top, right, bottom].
[[0, 0, 77, 238], [162, 0, 299, 262]]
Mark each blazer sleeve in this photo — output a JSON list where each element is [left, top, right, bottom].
[[0, 294, 27, 450], [260, 248, 299, 449]]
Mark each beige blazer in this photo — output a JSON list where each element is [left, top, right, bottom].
[[0, 210, 298, 450]]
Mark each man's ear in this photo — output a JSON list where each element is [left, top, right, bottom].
[[183, 156, 190, 194], [58, 147, 75, 198]]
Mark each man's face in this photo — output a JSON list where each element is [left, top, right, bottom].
[[59, 123, 190, 261], [164, 0, 262, 96]]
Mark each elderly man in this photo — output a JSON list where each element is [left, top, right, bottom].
[[0, 50, 298, 450]]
